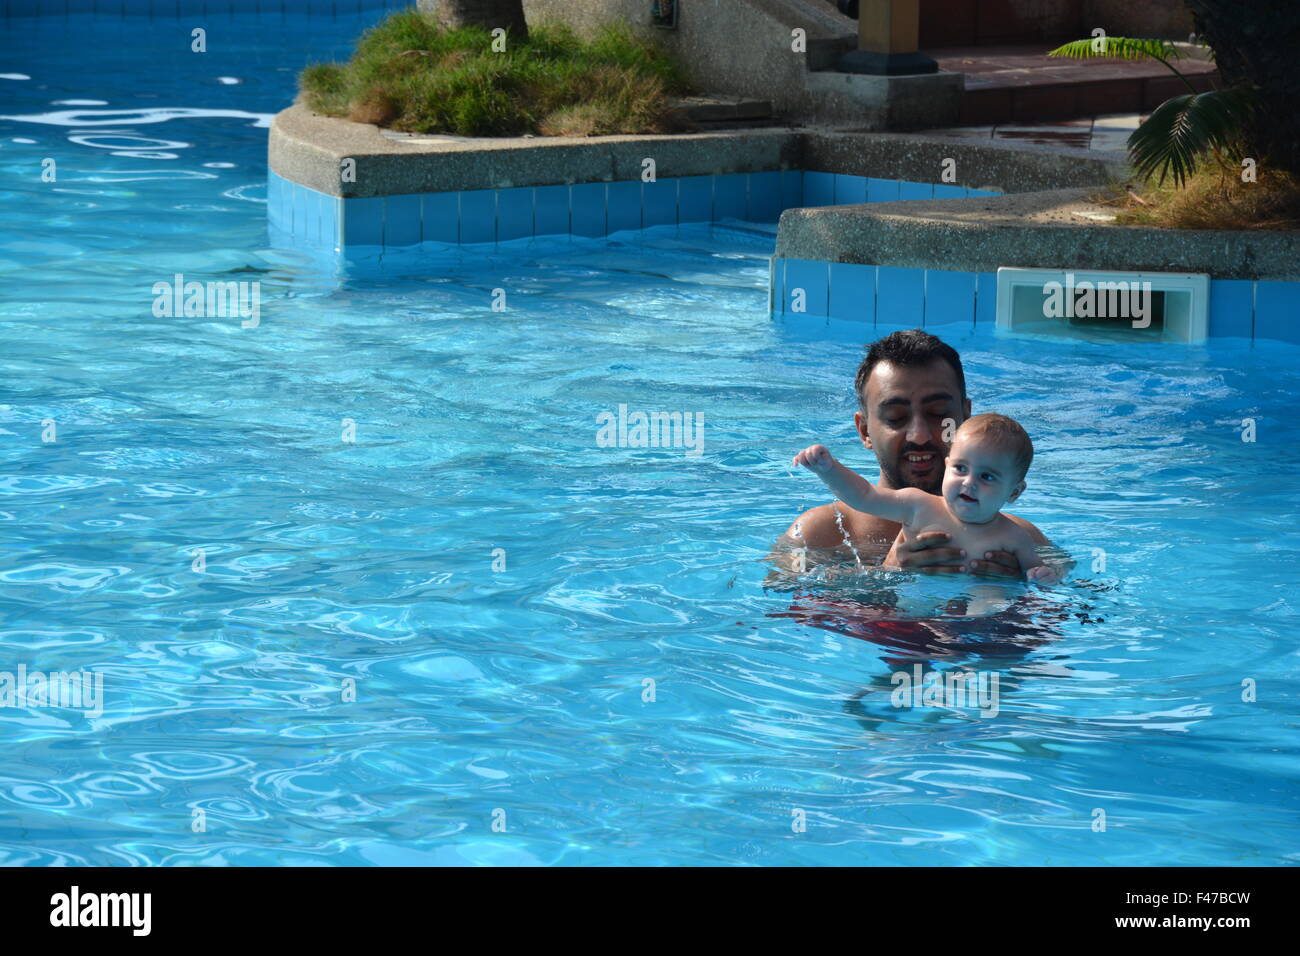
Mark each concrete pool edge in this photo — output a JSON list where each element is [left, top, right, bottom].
[[775, 188, 1300, 281], [269, 103, 804, 199], [268, 104, 1117, 201], [267, 106, 1300, 346]]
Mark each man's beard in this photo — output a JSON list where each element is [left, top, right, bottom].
[[880, 446, 945, 495]]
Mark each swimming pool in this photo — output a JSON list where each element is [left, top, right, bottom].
[[2, 12, 1298, 866]]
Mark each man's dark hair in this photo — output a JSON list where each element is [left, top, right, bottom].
[[854, 329, 967, 411]]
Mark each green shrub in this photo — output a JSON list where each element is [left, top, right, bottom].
[[298, 11, 689, 137]]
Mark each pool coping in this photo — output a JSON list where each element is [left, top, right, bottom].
[[270, 102, 805, 199], [775, 188, 1300, 281], [268, 105, 1300, 345], [269, 103, 1122, 200]]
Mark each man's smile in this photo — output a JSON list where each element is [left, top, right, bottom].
[[902, 450, 939, 477]]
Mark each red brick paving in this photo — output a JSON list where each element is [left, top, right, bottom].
[[932, 43, 1219, 124]]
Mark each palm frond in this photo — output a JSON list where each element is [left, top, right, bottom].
[[1047, 37, 1181, 62], [1128, 88, 1257, 187]]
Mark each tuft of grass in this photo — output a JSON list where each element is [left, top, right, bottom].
[[1099, 158, 1300, 229], [298, 10, 689, 137]]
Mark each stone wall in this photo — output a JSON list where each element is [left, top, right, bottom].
[[517, 0, 857, 120]]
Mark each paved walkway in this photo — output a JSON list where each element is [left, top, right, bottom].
[[930, 43, 1217, 124], [926, 113, 1144, 152]]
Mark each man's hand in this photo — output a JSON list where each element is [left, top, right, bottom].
[[893, 532, 1021, 577], [970, 549, 1022, 578]]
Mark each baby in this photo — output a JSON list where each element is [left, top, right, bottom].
[[793, 412, 1060, 584]]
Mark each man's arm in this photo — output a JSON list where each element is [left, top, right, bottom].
[[782, 502, 864, 550]]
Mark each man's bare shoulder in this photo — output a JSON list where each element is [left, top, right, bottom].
[[784, 502, 899, 550]]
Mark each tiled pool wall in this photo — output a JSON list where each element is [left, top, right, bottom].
[[3, 0, 406, 14], [267, 169, 998, 249], [268, 166, 1298, 345], [771, 260, 1300, 345]]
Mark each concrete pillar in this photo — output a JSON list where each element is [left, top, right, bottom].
[[838, 0, 938, 75]]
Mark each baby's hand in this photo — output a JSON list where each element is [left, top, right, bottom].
[[792, 444, 835, 474], [1027, 564, 1061, 585]]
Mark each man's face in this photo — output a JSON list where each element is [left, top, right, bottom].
[[855, 358, 970, 494]]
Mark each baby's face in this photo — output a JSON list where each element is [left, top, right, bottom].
[[942, 433, 1024, 524]]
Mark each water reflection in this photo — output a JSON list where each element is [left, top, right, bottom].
[[765, 544, 1114, 734]]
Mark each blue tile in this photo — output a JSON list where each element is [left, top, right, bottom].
[[643, 178, 678, 228], [384, 193, 421, 247], [678, 175, 712, 223], [281, 181, 298, 235], [320, 195, 340, 249], [305, 189, 323, 243], [533, 184, 569, 237], [833, 174, 868, 206], [714, 174, 747, 220], [867, 177, 901, 203], [784, 259, 830, 318], [975, 272, 998, 327], [497, 186, 534, 242], [779, 170, 803, 212], [607, 180, 641, 234], [300, 186, 319, 242], [876, 265, 926, 327], [459, 188, 496, 244], [769, 256, 784, 315], [1254, 280, 1300, 345], [1207, 278, 1254, 339], [747, 171, 783, 223], [778, 309, 832, 340], [341, 195, 382, 246], [828, 262, 876, 323], [303, 188, 322, 244], [421, 192, 458, 244], [267, 174, 286, 230], [933, 183, 968, 199], [925, 269, 977, 326], [803, 171, 835, 207], [570, 182, 607, 237], [899, 181, 935, 201]]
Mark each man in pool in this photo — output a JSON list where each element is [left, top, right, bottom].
[[780, 329, 1055, 576]]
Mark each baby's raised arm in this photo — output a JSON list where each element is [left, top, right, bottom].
[[792, 444, 926, 525]]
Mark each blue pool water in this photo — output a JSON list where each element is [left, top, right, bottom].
[[2, 13, 1299, 866]]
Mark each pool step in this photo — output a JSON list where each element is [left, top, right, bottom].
[[665, 96, 776, 131]]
